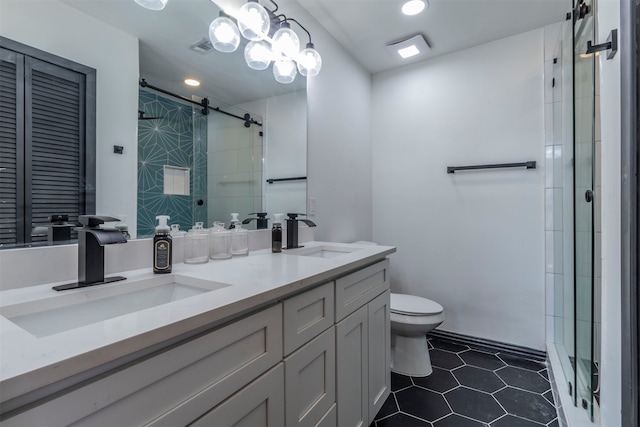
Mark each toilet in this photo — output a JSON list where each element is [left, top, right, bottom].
[[351, 242, 444, 377], [390, 293, 445, 377]]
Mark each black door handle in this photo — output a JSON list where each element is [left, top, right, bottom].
[[585, 190, 593, 202]]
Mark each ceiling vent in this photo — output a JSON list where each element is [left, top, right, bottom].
[[190, 38, 214, 55]]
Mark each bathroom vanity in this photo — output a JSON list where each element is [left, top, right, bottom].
[[0, 242, 395, 426]]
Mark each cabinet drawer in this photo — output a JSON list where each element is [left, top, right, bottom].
[[283, 281, 334, 355], [335, 259, 389, 321], [187, 363, 285, 427], [285, 327, 336, 427], [5, 304, 283, 427]]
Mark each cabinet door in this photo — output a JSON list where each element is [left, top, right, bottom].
[[284, 327, 336, 427], [188, 363, 284, 427], [336, 304, 368, 427], [368, 291, 391, 424]]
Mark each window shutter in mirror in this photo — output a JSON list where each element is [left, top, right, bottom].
[[0, 48, 24, 246], [26, 58, 85, 243]]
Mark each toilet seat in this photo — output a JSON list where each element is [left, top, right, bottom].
[[391, 293, 443, 316]]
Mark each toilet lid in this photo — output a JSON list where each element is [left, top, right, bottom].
[[391, 293, 443, 315]]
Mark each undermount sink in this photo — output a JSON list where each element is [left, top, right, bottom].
[[287, 245, 359, 258], [1, 275, 230, 338]]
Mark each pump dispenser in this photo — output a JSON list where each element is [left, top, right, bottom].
[[230, 213, 249, 256], [154, 215, 172, 273], [272, 214, 283, 253]]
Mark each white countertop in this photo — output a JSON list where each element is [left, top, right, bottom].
[[0, 242, 395, 404]]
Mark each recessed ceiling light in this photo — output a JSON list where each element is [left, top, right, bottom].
[[184, 78, 200, 87], [402, 0, 427, 16], [397, 45, 420, 58], [386, 34, 431, 60]]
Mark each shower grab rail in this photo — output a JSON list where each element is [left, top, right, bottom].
[[266, 176, 307, 184], [447, 161, 536, 174]]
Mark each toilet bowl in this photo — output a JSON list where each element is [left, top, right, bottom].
[[390, 293, 444, 377]]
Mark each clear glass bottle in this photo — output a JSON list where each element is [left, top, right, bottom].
[[170, 224, 186, 262], [230, 213, 249, 256], [210, 221, 232, 260], [184, 222, 210, 264]]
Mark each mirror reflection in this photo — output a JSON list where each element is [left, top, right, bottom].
[[0, 0, 308, 248]]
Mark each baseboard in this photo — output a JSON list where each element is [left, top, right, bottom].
[[428, 330, 547, 362]]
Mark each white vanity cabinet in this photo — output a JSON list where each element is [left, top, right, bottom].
[[335, 260, 391, 427], [2, 255, 392, 427]]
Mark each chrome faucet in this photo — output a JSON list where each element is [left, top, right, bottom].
[[285, 213, 316, 249], [53, 215, 127, 291]]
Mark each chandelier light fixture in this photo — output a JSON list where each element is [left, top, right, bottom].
[[134, 0, 322, 84]]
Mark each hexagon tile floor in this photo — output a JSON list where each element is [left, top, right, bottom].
[[372, 337, 559, 427]]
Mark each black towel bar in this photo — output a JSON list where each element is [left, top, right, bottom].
[[447, 161, 536, 174], [266, 176, 307, 184]]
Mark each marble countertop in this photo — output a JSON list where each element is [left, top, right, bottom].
[[0, 241, 395, 404]]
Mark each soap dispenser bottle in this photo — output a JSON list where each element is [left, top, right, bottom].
[[272, 214, 283, 253], [230, 213, 249, 256], [154, 215, 172, 274]]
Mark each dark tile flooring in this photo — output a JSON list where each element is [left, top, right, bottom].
[[372, 337, 559, 427]]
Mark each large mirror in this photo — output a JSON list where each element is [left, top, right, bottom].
[[0, 0, 307, 247]]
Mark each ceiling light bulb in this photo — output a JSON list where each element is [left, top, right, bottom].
[[398, 45, 420, 58], [184, 79, 200, 87], [401, 0, 427, 16], [272, 22, 300, 59], [237, 0, 270, 41], [273, 57, 297, 84], [209, 14, 240, 53], [134, 0, 168, 11], [245, 40, 272, 70], [297, 42, 322, 77]]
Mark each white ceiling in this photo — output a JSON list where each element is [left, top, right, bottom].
[[298, 0, 568, 74], [60, 0, 569, 104]]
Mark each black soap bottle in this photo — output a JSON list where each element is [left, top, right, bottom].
[[153, 215, 172, 274], [272, 214, 283, 253]]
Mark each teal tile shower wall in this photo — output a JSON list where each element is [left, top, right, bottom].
[[137, 90, 207, 237]]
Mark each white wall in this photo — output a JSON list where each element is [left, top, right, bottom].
[[0, 0, 139, 236], [293, 5, 373, 243], [596, 0, 622, 425], [372, 29, 546, 350]]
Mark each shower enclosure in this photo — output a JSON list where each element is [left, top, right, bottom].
[[136, 89, 263, 237], [549, 0, 601, 423]]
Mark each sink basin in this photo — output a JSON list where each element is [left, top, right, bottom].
[[1, 275, 230, 338], [287, 245, 359, 258]]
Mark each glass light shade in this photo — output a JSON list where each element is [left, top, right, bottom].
[[237, 0, 270, 41], [134, 0, 168, 11], [244, 40, 272, 70], [297, 43, 322, 77], [272, 23, 300, 59], [273, 57, 297, 84], [209, 16, 240, 53]]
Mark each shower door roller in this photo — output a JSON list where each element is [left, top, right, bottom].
[[585, 190, 594, 202]]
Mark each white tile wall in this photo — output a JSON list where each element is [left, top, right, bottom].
[[543, 22, 567, 346]]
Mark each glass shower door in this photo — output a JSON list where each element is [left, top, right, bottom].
[[573, 0, 596, 419]]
